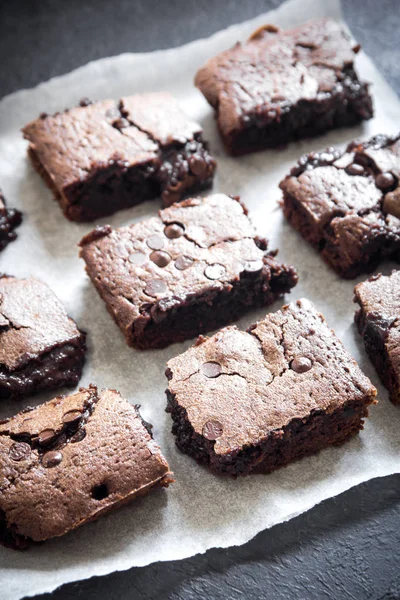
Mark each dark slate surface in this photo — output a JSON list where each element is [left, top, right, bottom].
[[1, 1, 399, 598]]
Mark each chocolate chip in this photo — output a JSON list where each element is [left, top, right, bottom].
[[175, 255, 194, 270], [376, 172, 396, 190], [79, 97, 93, 107], [164, 223, 185, 239], [62, 410, 82, 425], [202, 420, 223, 440], [189, 155, 207, 177], [201, 361, 222, 378], [113, 117, 130, 129], [146, 234, 165, 250], [9, 442, 31, 461], [129, 252, 146, 265], [346, 163, 365, 176], [70, 428, 86, 443], [243, 259, 264, 273], [204, 264, 226, 280], [150, 250, 171, 268], [382, 189, 400, 219], [291, 356, 312, 373], [145, 278, 168, 297], [42, 450, 63, 468], [38, 429, 56, 446]]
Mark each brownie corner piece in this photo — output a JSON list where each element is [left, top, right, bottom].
[[166, 298, 377, 477], [195, 18, 372, 155], [0, 275, 86, 399], [354, 270, 400, 404], [0, 385, 173, 548], [280, 132, 400, 278], [0, 189, 22, 252], [79, 193, 298, 350], [22, 93, 216, 222]]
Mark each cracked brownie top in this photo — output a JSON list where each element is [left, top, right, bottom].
[[166, 298, 377, 455], [79, 193, 294, 343], [22, 92, 216, 214], [0, 275, 84, 371], [0, 385, 173, 545], [280, 133, 400, 277], [195, 18, 371, 151]]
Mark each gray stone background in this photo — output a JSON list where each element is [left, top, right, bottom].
[[1, 1, 399, 598]]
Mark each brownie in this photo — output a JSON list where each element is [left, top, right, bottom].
[[0, 275, 86, 399], [0, 385, 174, 549], [79, 193, 298, 350], [22, 93, 216, 221], [165, 298, 377, 477], [195, 18, 373, 155], [280, 133, 400, 278], [354, 270, 400, 404], [0, 189, 22, 252]]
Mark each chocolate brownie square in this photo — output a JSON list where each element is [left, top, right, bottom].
[[195, 18, 372, 155], [0, 275, 86, 399], [79, 194, 298, 350], [354, 270, 400, 404], [22, 93, 216, 221], [0, 385, 173, 548], [166, 299, 377, 477], [280, 133, 400, 278], [0, 189, 22, 252]]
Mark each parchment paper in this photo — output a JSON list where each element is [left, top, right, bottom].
[[1, 0, 400, 597]]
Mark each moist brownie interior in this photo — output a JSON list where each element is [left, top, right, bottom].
[[354, 271, 400, 404], [0, 385, 173, 549], [0, 275, 86, 399], [22, 93, 216, 221], [195, 18, 372, 155], [166, 299, 377, 477], [280, 133, 400, 278], [79, 194, 298, 350]]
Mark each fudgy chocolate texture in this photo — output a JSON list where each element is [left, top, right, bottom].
[[195, 18, 372, 155], [0, 189, 22, 251], [280, 133, 400, 278], [79, 194, 298, 350], [354, 271, 400, 404], [0, 275, 86, 399], [0, 385, 174, 549], [22, 93, 216, 221], [166, 298, 377, 477]]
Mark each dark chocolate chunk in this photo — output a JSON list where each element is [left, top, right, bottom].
[[280, 132, 400, 279], [375, 172, 396, 190], [23, 92, 216, 222], [174, 255, 194, 270], [164, 223, 185, 239], [201, 361, 222, 378], [42, 450, 63, 468], [9, 442, 31, 461], [291, 356, 312, 373], [202, 420, 224, 440], [145, 279, 168, 297], [150, 250, 171, 267], [204, 264, 226, 280]]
